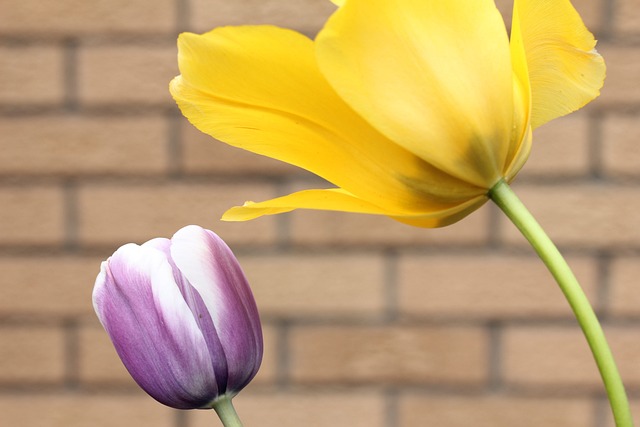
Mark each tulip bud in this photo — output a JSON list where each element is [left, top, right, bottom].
[[92, 225, 263, 410]]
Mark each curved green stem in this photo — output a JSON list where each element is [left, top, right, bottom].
[[212, 396, 243, 427], [489, 179, 633, 427]]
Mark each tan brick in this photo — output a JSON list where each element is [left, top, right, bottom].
[[503, 325, 640, 388], [398, 254, 598, 319], [0, 116, 169, 176], [501, 184, 640, 248], [78, 45, 177, 106], [241, 253, 385, 318], [79, 320, 278, 387], [503, 326, 596, 388], [602, 114, 640, 177], [290, 200, 491, 247], [494, 0, 513, 22], [610, 256, 640, 317], [188, 392, 385, 427], [598, 45, 640, 106], [0, 395, 175, 427], [615, 0, 640, 36], [0, 255, 106, 316], [77, 182, 278, 247], [0, 325, 65, 383], [77, 321, 138, 385], [612, 328, 640, 388], [0, 0, 175, 36], [0, 46, 64, 105], [523, 114, 591, 177], [188, 0, 337, 34], [1, 0, 635, 420], [399, 395, 593, 427], [0, 186, 65, 246], [290, 325, 487, 385], [254, 324, 278, 386], [181, 121, 302, 175]]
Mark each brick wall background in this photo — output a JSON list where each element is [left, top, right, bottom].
[[0, 0, 638, 426]]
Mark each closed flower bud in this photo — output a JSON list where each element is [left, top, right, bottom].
[[92, 225, 263, 410]]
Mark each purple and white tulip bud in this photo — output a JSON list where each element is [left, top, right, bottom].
[[92, 225, 263, 410]]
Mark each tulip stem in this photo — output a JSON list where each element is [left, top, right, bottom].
[[212, 396, 243, 427], [488, 179, 633, 427]]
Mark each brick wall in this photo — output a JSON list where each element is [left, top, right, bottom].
[[0, 1, 638, 426]]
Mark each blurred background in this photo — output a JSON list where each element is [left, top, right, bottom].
[[1, 0, 640, 426]]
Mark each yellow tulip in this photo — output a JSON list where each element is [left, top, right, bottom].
[[170, 0, 605, 227]]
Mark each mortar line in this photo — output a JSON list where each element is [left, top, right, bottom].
[[63, 317, 80, 389], [487, 202, 503, 249], [63, 179, 79, 252], [487, 320, 503, 392], [275, 180, 292, 250], [595, 395, 609, 427], [63, 38, 79, 112], [596, 251, 613, 320], [176, 0, 191, 33], [603, 0, 616, 42], [588, 109, 605, 180], [276, 319, 292, 389], [167, 111, 184, 178], [175, 409, 188, 427], [384, 250, 399, 323], [385, 387, 399, 427]]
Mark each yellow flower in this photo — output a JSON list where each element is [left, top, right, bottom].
[[170, 0, 605, 227]]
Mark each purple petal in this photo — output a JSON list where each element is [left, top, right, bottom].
[[170, 225, 263, 393], [93, 243, 219, 408], [144, 236, 230, 393]]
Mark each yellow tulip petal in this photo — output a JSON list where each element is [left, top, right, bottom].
[[171, 25, 484, 215], [222, 188, 487, 228], [391, 197, 488, 228], [316, 0, 515, 188], [222, 188, 390, 221], [503, 0, 533, 180], [514, 0, 606, 129]]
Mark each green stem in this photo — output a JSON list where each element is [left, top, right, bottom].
[[212, 396, 243, 427], [489, 179, 633, 427]]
